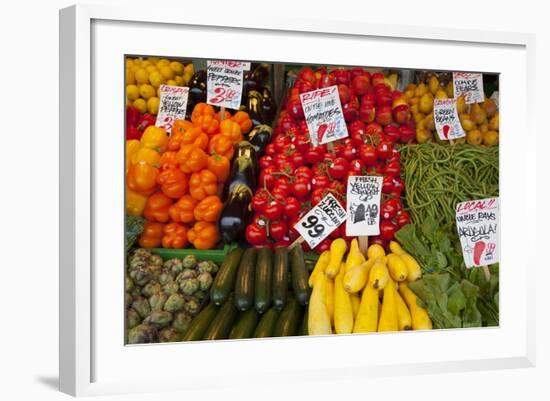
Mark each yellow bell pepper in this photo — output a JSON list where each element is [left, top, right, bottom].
[[131, 147, 160, 166], [126, 139, 141, 172], [140, 125, 168, 151], [126, 187, 148, 216]]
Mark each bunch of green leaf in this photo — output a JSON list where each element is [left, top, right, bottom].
[[125, 214, 145, 253]]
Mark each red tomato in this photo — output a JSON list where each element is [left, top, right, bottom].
[[295, 166, 313, 180], [384, 160, 401, 177], [396, 210, 411, 227], [284, 197, 301, 218], [246, 223, 268, 246], [305, 146, 325, 164], [311, 175, 330, 190], [328, 157, 349, 180], [264, 200, 284, 220], [251, 189, 269, 212], [270, 220, 288, 241], [376, 141, 393, 160], [259, 155, 274, 170], [359, 144, 378, 165], [381, 199, 400, 220], [380, 219, 398, 240], [291, 177, 312, 198], [382, 175, 395, 194]]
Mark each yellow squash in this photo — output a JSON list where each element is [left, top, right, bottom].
[[309, 250, 331, 288], [344, 239, 365, 273], [325, 238, 347, 278], [343, 259, 375, 293], [389, 241, 422, 282], [368, 260, 389, 290], [353, 285, 379, 333], [350, 293, 361, 319], [367, 244, 386, 260], [308, 273, 332, 335], [398, 282, 432, 330], [378, 279, 399, 332], [395, 289, 412, 330], [325, 276, 335, 326], [334, 272, 354, 334], [387, 253, 408, 282]]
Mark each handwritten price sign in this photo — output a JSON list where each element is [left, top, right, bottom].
[[294, 194, 346, 249], [300, 85, 349, 146], [155, 85, 190, 134], [455, 197, 500, 268], [346, 176, 383, 236], [206, 60, 246, 110], [453, 72, 484, 104], [433, 98, 465, 141]]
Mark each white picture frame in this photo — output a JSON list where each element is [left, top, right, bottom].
[[59, 4, 536, 397]]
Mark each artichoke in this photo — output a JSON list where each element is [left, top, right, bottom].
[[159, 327, 181, 343], [164, 258, 184, 275], [128, 255, 148, 271], [131, 296, 151, 319], [158, 269, 175, 285], [143, 310, 172, 328], [126, 308, 142, 329], [130, 287, 141, 297], [172, 312, 193, 334], [182, 255, 198, 269], [149, 254, 164, 269], [197, 272, 213, 291], [133, 248, 152, 260], [127, 324, 158, 344], [197, 260, 218, 274], [176, 269, 197, 282], [164, 293, 185, 313], [125, 275, 134, 292], [183, 298, 201, 315], [129, 266, 152, 287], [149, 292, 168, 311], [141, 280, 161, 298], [194, 290, 206, 300], [162, 281, 180, 295], [125, 292, 133, 309], [180, 277, 200, 295]]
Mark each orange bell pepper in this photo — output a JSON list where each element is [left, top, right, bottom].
[[126, 139, 141, 172], [189, 169, 218, 201], [182, 126, 209, 150], [172, 119, 194, 135], [127, 161, 159, 195], [126, 187, 148, 216], [187, 221, 219, 250], [131, 147, 160, 166], [232, 111, 253, 134], [162, 223, 188, 249], [166, 130, 184, 152], [178, 144, 208, 174], [194, 195, 223, 222], [168, 194, 198, 223], [140, 125, 168, 151], [207, 154, 230, 182], [159, 151, 179, 169], [191, 103, 216, 124], [138, 221, 165, 248], [143, 192, 173, 223], [157, 167, 188, 199], [208, 134, 234, 160], [195, 114, 219, 136], [220, 120, 243, 144], [217, 110, 232, 122]]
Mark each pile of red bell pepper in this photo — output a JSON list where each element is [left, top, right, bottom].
[[126, 106, 157, 140], [245, 66, 414, 252]]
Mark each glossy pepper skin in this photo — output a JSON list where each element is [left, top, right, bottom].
[[168, 194, 198, 224], [181, 127, 209, 150], [193, 195, 223, 222], [159, 151, 179, 170], [131, 147, 160, 166], [157, 167, 188, 199], [208, 134, 235, 160], [191, 103, 216, 124], [220, 120, 243, 144], [231, 111, 253, 134], [143, 192, 173, 223], [140, 125, 168, 151], [126, 140, 141, 172], [138, 221, 165, 248], [126, 188, 148, 216], [207, 154, 230, 182], [189, 169, 218, 201], [162, 223, 188, 249], [187, 221, 219, 250], [177, 144, 208, 174], [126, 161, 159, 195]]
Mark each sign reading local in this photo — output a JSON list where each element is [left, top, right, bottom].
[[294, 194, 346, 249], [453, 72, 484, 104], [346, 176, 383, 236], [155, 85, 190, 133], [433, 98, 466, 141], [206, 60, 246, 110], [455, 197, 500, 268], [300, 85, 349, 146]]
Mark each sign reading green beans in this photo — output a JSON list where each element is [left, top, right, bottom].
[[399, 144, 499, 228]]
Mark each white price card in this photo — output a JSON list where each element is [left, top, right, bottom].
[[300, 85, 349, 146], [455, 197, 500, 268], [453, 72, 484, 104], [346, 176, 383, 236], [155, 85, 189, 134], [294, 194, 346, 249], [206, 60, 245, 110], [433, 98, 466, 141]]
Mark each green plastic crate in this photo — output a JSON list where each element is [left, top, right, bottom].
[[149, 244, 237, 264]]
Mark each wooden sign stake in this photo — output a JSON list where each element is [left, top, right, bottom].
[[481, 265, 491, 281], [290, 236, 305, 249], [358, 236, 369, 258]]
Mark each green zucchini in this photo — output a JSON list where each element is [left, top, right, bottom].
[[298, 308, 308, 336], [229, 308, 260, 339], [182, 303, 219, 341], [272, 247, 289, 310], [254, 247, 273, 313], [203, 297, 238, 340], [210, 247, 245, 306], [253, 307, 280, 338], [272, 296, 302, 337], [234, 248, 257, 311], [290, 245, 310, 306]]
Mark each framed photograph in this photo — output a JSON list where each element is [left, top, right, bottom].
[[59, 4, 535, 397]]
